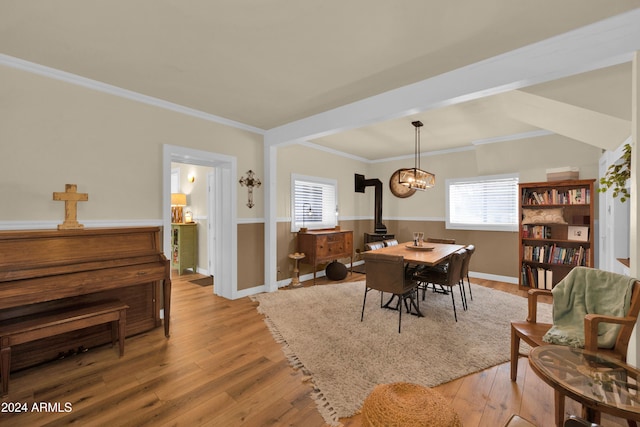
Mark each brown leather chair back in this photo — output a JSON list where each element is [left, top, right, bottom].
[[427, 237, 456, 244], [383, 239, 399, 247], [364, 242, 385, 251], [445, 250, 465, 286], [461, 245, 474, 277], [363, 253, 413, 294]]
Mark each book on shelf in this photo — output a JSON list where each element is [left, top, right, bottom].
[[522, 225, 551, 239], [522, 244, 587, 266], [537, 268, 545, 289], [522, 187, 591, 206], [521, 264, 553, 289], [545, 269, 553, 289]]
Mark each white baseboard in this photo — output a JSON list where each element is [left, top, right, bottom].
[[469, 271, 519, 285]]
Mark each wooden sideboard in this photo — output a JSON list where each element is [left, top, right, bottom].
[[297, 229, 353, 284]]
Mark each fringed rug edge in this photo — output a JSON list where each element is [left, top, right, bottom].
[[252, 299, 343, 426]]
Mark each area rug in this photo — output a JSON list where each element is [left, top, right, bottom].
[[252, 281, 552, 425]]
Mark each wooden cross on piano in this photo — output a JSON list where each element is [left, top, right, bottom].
[[53, 184, 88, 230]]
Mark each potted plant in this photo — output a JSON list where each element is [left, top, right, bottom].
[[599, 143, 631, 202]]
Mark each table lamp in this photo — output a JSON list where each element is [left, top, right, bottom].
[[171, 193, 187, 223]]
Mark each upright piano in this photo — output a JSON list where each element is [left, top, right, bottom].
[[0, 227, 171, 372]]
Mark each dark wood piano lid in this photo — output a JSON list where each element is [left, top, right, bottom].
[[0, 227, 164, 282]]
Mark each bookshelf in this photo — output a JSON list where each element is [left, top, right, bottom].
[[519, 179, 595, 290]]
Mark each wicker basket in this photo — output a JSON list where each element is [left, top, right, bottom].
[[362, 382, 462, 427]]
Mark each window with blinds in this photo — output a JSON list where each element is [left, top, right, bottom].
[[445, 174, 519, 231], [291, 174, 338, 232]]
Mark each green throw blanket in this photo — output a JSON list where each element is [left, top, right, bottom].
[[542, 267, 636, 348]]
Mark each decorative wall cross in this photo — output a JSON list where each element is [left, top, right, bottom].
[[239, 170, 261, 208], [53, 184, 88, 230]]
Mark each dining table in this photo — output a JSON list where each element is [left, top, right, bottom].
[[368, 241, 465, 266], [367, 241, 465, 317]]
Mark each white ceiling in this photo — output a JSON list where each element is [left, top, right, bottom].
[[1, 1, 639, 160]]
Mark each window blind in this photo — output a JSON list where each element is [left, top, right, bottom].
[[291, 175, 337, 231], [446, 174, 519, 232]]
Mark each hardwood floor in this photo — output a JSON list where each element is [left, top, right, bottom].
[[0, 271, 628, 426]]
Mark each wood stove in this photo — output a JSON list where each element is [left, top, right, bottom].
[[355, 174, 395, 244]]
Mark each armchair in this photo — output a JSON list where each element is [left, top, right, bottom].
[[511, 270, 640, 380], [511, 268, 640, 425]]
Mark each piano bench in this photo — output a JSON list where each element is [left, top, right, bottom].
[[0, 299, 128, 396]]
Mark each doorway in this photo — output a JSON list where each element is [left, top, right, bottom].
[[163, 144, 238, 299], [170, 161, 212, 277]]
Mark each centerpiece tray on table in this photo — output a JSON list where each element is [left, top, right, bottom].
[[405, 244, 435, 251]]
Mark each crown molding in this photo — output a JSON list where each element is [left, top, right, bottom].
[[0, 54, 265, 135]]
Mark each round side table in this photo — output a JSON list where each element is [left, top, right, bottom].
[[288, 252, 305, 287]]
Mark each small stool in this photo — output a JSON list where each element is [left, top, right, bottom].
[[362, 382, 462, 427], [288, 252, 305, 287]]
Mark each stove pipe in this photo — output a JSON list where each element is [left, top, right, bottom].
[[355, 174, 387, 234]]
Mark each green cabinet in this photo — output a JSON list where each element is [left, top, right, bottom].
[[171, 223, 197, 275]]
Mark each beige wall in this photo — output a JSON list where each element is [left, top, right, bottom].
[[275, 135, 602, 282], [1, 64, 604, 288], [0, 66, 264, 291], [276, 144, 372, 220], [0, 66, 263, 223], [238, 223, 264, 290]]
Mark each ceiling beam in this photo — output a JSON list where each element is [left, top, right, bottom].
[[501, 90, 630, 150], [264, 8, 640, 147]]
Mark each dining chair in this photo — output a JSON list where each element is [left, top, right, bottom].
[[461, 244, 475, 301], [383, 239, 399, 247], [361, 252, 420, 333], [363, 241, 386, 303], [414, 250, 466, 321], [426, 237, 456, 244], [420, 238, 458, 294], [364, 241, 385, 251], [424, 237, 456, 273]]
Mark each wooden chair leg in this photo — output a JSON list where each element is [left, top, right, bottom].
[[510, 326, 519, 381], [1, 342, 10, 396], [110, 320, 118, 347], [118, 308, 126, 357], [555, 390, 565, 427]]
